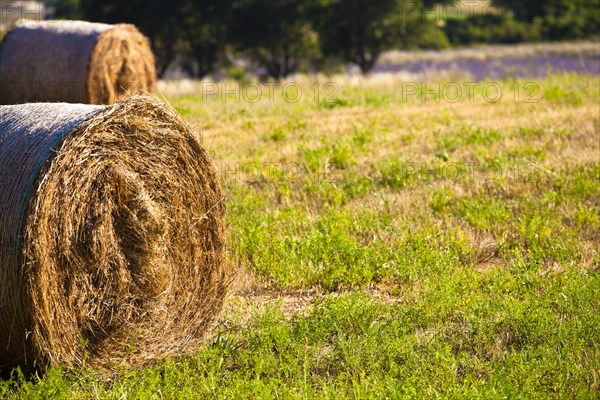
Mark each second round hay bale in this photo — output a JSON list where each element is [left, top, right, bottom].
[[0, 96, 227, 370], [0, 20, 156, 105]]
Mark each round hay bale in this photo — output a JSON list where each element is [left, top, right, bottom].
[[0, 20, 156, 105], [0, 96, 227, 371]]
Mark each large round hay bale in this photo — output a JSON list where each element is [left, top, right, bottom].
[[0, 20, 156, 105], [0, 96, 227, 371]]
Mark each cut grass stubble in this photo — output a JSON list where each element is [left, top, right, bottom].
[[2, 73, 598, 398]]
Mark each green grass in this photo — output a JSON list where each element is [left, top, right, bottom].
[[1, 73, 599, 398]]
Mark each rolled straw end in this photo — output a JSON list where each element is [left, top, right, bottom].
[[0, 21, 156, 105], [0, 96, 228, 370]]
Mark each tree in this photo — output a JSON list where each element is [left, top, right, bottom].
[[45, 0, 83, 20], [80, 0, 232, 78], [229, 0, 321, 80], [80, 0, 182, 76], [492, 0, 600, 40], [178, 1, 233, 78], [317, 0, 453, 74]]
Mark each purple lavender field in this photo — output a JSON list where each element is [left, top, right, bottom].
[[374, 42, 600, 80], [375, 54, 600, 80], [164, 42, 600, 82]]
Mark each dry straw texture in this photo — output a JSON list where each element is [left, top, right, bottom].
[[0, 96, 227, 371], [0, 20, 156, 105]]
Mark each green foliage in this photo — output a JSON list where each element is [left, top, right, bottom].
[[416, 21, 451, 50], [230, 0, 321, 79], [177, 1, 234, 78], [80, 0, 233, 78], [317, 0, 406, 73], [543, 85, 583, 105], [446, 0, 600, 45], [435, 124, 503, 156], [538, 1, 600, 41], [377, 156, 416, 189], [445, 13, 541, 45], [482, 0, 600, 42], [317, 0, 450, 73], [2, 281, 598, 397], [493, 0, 600, 30], [226, 65, 251, 84], [45, 0, 82, 20], [56, 0, 600, 78], [80, 0, 179, 76]]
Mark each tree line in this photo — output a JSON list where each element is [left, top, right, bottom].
[[50, 0, 599, 80], [446, 0, 599, 45]]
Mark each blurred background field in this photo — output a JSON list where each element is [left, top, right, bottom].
[[1, 0, 598, 81]]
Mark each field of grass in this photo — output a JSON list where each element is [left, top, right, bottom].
[[2, 72, 599, 398]]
